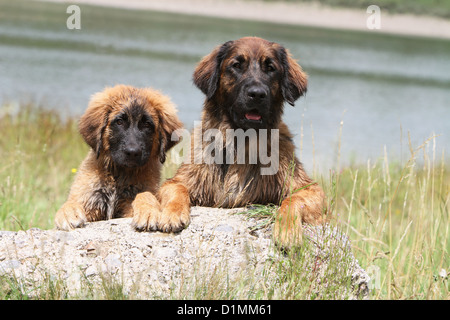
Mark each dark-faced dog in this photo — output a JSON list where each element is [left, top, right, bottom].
[[136, 37, 327, 248], [194, 38, 306, 131], [55, 85, 183, 230]]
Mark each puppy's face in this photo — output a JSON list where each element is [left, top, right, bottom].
[[79, 85, 183, 168], [193, 37, 308, 129], [108, 103, 155, 168]]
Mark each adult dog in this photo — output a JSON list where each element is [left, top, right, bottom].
[[137, 37, 327, 247], [55, 85, 183, 230]]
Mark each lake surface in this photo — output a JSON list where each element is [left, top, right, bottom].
[[1, 0, 449, 173]]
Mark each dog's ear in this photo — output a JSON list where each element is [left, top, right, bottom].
[[152, 95, 184, 164], [157, 112, 183, 164], [277, 46, 308, 106], [79, 90, 111, 158], [193, 40, 234, 99]]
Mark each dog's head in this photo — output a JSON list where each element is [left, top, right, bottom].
[[79, 85, 183, 168], [193, 37, 308, 129]]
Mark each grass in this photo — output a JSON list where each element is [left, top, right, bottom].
[[0, 103, 88, 230], [324, 136, 449, 299], [0, 105, 448, 299]]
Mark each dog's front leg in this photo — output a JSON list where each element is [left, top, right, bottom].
[[273, 183, 326, 248], [55, 200, 87, 231], [157, 180, 191, 233], [131, 191, 162, 231]]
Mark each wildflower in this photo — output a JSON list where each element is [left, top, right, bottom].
[[439, 269, 448, 280]]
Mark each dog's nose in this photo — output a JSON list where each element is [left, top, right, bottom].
[[125, 146, 142, 158], [247, 86, 267, 100]]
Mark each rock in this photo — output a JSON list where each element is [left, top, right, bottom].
[[0, 206, 369, 299], [104, 253, 122, 273], [0, 259, 21, 271]]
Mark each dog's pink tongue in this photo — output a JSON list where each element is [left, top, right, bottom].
[[245, 113, 262, 121]]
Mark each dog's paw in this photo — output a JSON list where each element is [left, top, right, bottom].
[[273, 219, 303, 250], [158, 202, 190, 233], [272, 201, 303, 250], [131, 192, 161, 232], [55, 202, 87, 231], [131, 207, 160, 232]]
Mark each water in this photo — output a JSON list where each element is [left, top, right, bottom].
[[1, 0, 449, 173]]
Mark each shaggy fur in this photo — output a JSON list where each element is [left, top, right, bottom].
[[152, 37, 327, 247], [55, 85, 183, 230]]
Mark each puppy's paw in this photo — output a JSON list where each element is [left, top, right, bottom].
[[55, 202, 87, 231], [131, 192, 161, 232], [158, 202, 190, 233]]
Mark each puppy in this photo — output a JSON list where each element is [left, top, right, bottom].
[[55, 85, 183, 230]]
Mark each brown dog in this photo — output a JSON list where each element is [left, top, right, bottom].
[[55, 85, 183, 230], [133, 37, 327, 248]]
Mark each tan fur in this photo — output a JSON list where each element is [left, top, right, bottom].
[[55, 85, 183, 230], [157, 37, 327, 248]]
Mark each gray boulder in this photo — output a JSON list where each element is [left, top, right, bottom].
[[0, 207, 369, 299]]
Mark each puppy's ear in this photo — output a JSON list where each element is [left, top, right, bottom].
[[193, 40, 234, 99], [151, 94, 184, 164], [158, 113, 183, 164], [79, 90, 111, 158], [278, 47, 308, 106]]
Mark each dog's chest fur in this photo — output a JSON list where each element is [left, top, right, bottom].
[[218, 163, 283, 207], [76, 152, 156, 220], [187, 152, 289, 208], [186, 122, 296, 208], [87, 181, 142, 219]]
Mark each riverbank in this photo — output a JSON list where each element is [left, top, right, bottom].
[[39, 0, 450, 40]]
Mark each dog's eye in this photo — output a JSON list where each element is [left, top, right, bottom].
[[139, 118, 154, 130], [116, 119, 124, 126], [232, 62, 241, 70], [267, 64, 276, 72]]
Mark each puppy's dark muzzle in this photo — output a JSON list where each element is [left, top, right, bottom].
[[124, 145, 142, 160], [119, 131, 149, 167]]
